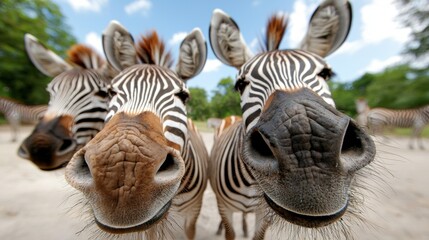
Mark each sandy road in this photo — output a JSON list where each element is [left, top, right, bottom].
[[0, 125, 428, 239]]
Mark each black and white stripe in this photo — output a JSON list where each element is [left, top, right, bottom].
[[45, 69, 109, 145], [367, 105, 429, 148], [238, 50, 335, 132]]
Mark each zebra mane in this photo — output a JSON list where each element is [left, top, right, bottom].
[[67, 44, 106, 70], [259, 13, 288, 53], [136, 31, 174, 68]]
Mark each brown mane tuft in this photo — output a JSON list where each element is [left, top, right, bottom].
[[67, 44, 105, 69], [136, 30, 173, 68], [259, 13, 288, 52]]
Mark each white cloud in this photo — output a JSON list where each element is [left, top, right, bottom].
[[168, 32, 187, 46], [287, 0, 317, 48], [66, 0, 107, 12], [335, 0, 410, 56], [360, 0, 410, 44], [125, 0, 152, 15], [361, 55, 402, 74], [85, 32, 103, 55], [202, 59, 222, 73]]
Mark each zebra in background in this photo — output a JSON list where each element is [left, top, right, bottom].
[[65, 21, 208, 239], [207, 117, 222, 129], [17, 34, 114, 170], [209, 0, 376, 239], [355, 97, 370, 129], [367, 105, 429, 149], [0, 97, 47, 142]]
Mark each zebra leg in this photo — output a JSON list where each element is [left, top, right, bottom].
[[184, 212, 199, 240], [7, 115, 19, 142], [216, 220, 224, 235], [219, 207, 235, 240], [252, 210, 270, 240], [414, 126, 425, 150], [242, 212, 248, 238]]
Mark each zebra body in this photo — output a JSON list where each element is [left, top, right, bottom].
[[65, 21, 208, 239], [210, 119, 271, 239], [18, 34, 113, 170], [209, 1, 376, 239], [0, 97, 47, 142], [367, 105, 429, 149]]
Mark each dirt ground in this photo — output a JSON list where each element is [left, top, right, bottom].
[[0, 125, 428, 240]]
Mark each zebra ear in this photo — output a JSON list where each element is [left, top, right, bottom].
[[299, 0, 352, 57], [102, 20, 138, 72], [24, 33, 73, 77], [209, 9, 253, 69], [175, 28, 207, 81]]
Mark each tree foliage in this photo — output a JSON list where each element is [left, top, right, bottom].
[[0, 0, 76, 104], [395, 0, 429, 67], [209, 77, 241, 118], [187, 87, 211, 120], [330, 64, 429, 117]]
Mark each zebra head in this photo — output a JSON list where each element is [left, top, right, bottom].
[[210, 0, 375, 229], [65, 21, 207, 234], [18, 34, 113, 170]]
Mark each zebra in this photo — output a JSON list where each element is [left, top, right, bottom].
[[355, 98, 370, 129], [17, 34, 115, 170], [367, 105, 429, 149], [208, 0, 376, 239], [207, 117, 222, 129], [0, 97, 47, 142], [65, 21, 208, 239]]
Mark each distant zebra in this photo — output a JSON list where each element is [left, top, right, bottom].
[[207, 117, 222, 129], [367, 105, 429, 149], [355, 98, 370, 129], [0, 97, 47, 142], [65, 21, 208, 239], [209, 1, 376, 239], [17, 34, 114, 170]]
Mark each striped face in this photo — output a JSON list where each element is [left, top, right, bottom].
[[236, 50, 335, 132], [45, 69, 109, 144], [106, 65, 189, 152]]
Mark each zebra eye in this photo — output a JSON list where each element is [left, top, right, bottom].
[[175, 90, 189, 104], [234, 79, 249, 94], [318, 68, 334, 81], [95, 90, 108, 98], [108, 89, 117, 98]]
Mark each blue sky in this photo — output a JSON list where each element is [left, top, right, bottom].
[[51, 0, 411, 96]]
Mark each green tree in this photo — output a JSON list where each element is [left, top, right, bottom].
[[187, 87, 211, 120], [210, 77, 241, 118], [395, 0, 429, 66], [0, 0, 76, 104], [329, 81, 358, 117]]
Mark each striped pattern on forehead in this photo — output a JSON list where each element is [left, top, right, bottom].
[[46, 69, 108, 144], [238, 50, 335, 131], [107, 64, 189, 150]]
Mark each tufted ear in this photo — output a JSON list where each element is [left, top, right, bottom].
[[24, 34, 73, 77], [102, 20, 138, 72], [209, 9, 253, 69], [299, 0, 352, 57], [175, 28, 207, 81]]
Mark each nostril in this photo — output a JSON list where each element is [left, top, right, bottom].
[[341, 121, 363, 156], [154, 153, 182, 182], [65, 150, 93, 191], [18, 145, 30, 159], [56, 139, 75, 156], [340, 120, 375, 172], [158, 154, 176, 173], [59, 139, 73, 152], [250, 130, 275, 158]]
